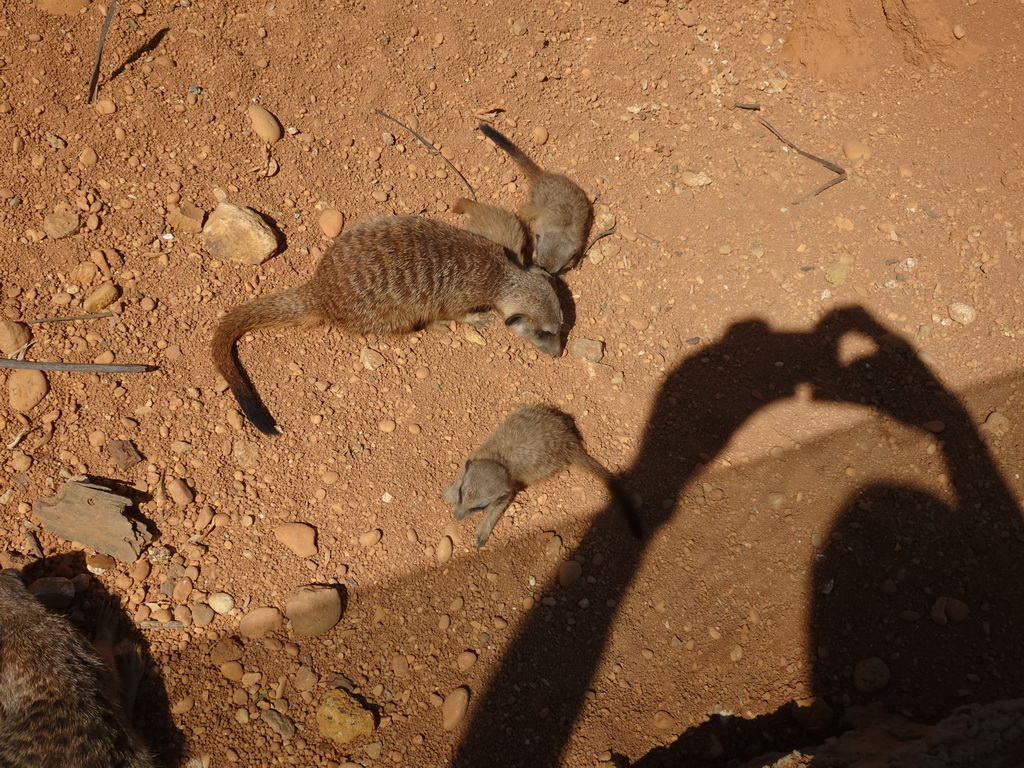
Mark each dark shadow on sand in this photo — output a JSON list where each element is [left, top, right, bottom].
[[450, 305, 1024, 767]]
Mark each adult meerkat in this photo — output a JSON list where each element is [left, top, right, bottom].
[[0, 569, 154, 768], [212, 215, 564, 435], [444, 405, 642, 547], [452, 198, 530, 265], [478, 123, 593, 274]]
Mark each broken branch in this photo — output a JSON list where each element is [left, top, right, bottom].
[[87, 0, 118, 103], [0, 360, 154, 373], [376, 109, 477, 201], [755, 116, 848, 204], [24, 311, 114, 325]]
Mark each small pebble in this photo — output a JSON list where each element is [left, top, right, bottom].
[[8, 369, 48, 412], [953, 24, 966, 39], [558, 560, 583, 587], [286, 584, 343, 636], [82, 282, 120, 313], [166, 478, 194, 506], [274, 522, 318, 558], [43, 211, 80, 240], [843, 140, 871, 162], [948, 302, 976, 325], [359, 528, 382, 547], [319, 208, 344, 238], [511, 20, 527, 36], [456, 650, 477, 671], [441, 686, 470, 730], [531, 126, 548, 146], [0, 321, 31, 354], [852, 656, 890, 693], [436, 535, 453, 564], [653, 710, 676, 729], [239, 606, 284, 638], [247, 104, 283, 144], [208, 592, 235, 614]]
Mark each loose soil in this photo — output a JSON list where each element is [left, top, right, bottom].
[[0, 0, 1022, 766]]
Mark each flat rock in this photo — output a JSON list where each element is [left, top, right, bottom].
[[107, 439, 143, 470], [166, 201, 206, 233], [317, 688, 376, 743], [570, 337, 605, 363], [274, 522, 318, 558], [32, 481, 152, 561], [285, 584, 343, 636], [43, 210, 80, 239], [8, 369, 48, 411], [262, 709, 296, 739], [201, 202, 278, 265], [239, 606, 283, 638]]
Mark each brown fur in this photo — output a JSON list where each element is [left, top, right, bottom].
[[444, 405, 642, 547], [0, 570, 154, 768], [212, 215, 564, 434], [452, 198, 530, 264], [478, 124, 593, 274]]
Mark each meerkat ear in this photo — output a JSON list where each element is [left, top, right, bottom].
[[504, 314, 524, 327]]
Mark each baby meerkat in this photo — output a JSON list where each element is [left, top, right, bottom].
[[478, 123, 593, 274], [444, 405, 642, 547], [212, 215, 564, 435], [0, 569, 154, 768], [452, 198, 530, 264]]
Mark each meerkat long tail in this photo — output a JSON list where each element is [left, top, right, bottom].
[[211, 287, 319, 436], [574, 452, 643, 539], [478, 124, 543, 179]]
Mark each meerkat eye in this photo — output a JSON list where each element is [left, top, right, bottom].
[[504, 314, 524, 327]]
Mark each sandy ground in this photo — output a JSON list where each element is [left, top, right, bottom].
[[0, 0, 1022, 765]]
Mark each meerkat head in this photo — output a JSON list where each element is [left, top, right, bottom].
[[497, 266, 564, 357], [533, 226, 583, 275], [445, 458, 514, 521]]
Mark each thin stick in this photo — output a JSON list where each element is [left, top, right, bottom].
[[735, 102, 762, 111], [24, 311, 114, 325], [0, 360, 154, 373], [584, 228, 616, 255], [755, 116, 847, 205], [375, 109, 476, 200], [87, 0, 118, 103], [134, 620, 185, 630]]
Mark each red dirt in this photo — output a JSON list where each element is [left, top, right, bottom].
[[1, 0, 1022, 766]]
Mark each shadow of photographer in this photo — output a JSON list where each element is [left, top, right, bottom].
[[451, 305, 1023, 767]]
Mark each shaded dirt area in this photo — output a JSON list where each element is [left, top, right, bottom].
[[0, 0, 1022, 766]]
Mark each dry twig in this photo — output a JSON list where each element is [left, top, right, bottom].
[[375, 109, 476, 200], [0, 360, 153, 373], [24, 311, 114, 325], [755, 115, 848, 204], [584, 228, 616, 255], [87, 0, 118, 103]]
